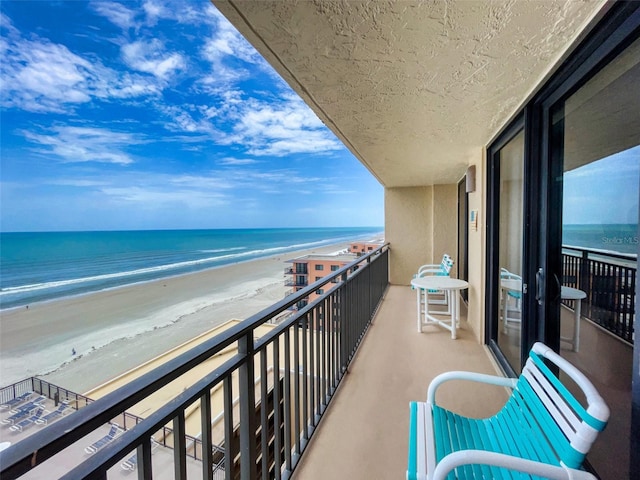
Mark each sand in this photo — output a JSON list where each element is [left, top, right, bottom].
[[0, 242, 353, 394]]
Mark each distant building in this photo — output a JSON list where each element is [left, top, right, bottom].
[[349, 241, 383, 256], [284, 253, 357, 310]]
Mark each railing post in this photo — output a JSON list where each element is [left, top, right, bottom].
[[238, 332, 257, 480], [579, 250, 589, 294]]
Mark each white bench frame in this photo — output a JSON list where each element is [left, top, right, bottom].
[[407, 342, 609, 480]]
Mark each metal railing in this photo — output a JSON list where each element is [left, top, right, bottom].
[[0, 244, 389, 479], [562, 246, 636, 344], [0, 377, 93, 411]]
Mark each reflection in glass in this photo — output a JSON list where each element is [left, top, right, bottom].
[[554, 37, 639, 479], [497, 130, 524, 373]]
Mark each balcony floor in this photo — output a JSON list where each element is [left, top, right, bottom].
[[291, 285, 508, 480]]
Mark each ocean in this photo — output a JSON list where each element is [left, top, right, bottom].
[[562, 224, 638, 256], [0, 227, 383, 310]]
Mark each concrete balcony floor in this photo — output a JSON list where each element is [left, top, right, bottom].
[[292, 285, 508, 480]]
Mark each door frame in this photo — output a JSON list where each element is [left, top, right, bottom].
[[486, 2, 640, 475], [485, 114, 526, 376]]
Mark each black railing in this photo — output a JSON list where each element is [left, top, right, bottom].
[[0, 377, 93, 411], [562, 246, 636, 344], [0, 244, 389, 479]]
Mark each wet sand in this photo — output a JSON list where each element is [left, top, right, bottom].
[[0, 242, 352, 394]]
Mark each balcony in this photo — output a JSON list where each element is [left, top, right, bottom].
[[0, 244, 631, 479], [0, 246, 391, 479]]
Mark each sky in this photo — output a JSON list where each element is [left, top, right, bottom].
[[0, 0, 384, 232], [563, 146, 639, 225]]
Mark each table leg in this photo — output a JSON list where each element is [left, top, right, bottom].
[[502, 289, 508, 333], [450, 290, 457, 340], [416, 288, 421, 332], [574, 301, 581, 352]]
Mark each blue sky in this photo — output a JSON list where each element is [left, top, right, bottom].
[[563, 147, 639, 225], [0, 0, 384, 232]]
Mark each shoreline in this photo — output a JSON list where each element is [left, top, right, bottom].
[[0, 233, 382, 312], [0, 240, 361, 393]]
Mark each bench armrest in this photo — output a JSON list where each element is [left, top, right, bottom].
[[433, 450, 596, 480], [427, 371, 517, 404]]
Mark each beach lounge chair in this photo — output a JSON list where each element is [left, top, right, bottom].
[[1, 401, 43, 426], [407, 342, 609, 480], [0, 391, 33, 410], [35, 401, 72, 426], [120, 438, 160, 471], [84, 424, 122, 454], [9, 407, 45, 433], [8, 395, 46, 415]]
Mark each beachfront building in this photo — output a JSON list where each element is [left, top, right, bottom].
[[1, 2, 638, 479], [348, 241, 384, 256], [285, 254, 357, 310]]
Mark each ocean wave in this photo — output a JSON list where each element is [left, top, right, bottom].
[[0, 236, 356, 297], [199, 247, 246, 253]]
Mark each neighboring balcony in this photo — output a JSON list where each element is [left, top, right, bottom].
[[284, 266, 308, 276]]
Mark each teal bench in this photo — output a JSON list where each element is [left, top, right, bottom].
[[407, 342, 609, 480]]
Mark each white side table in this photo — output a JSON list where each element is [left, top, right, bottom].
[[561, 286, 587, 352], [410, 277, 469, 339]]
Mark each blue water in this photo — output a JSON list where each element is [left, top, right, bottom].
[[563, 224, 638, 255], [0, 227, 383, 309]]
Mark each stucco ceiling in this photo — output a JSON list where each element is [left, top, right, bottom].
[[212, 0, 606, 188]]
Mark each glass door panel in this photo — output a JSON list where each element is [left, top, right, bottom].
[[496, 130, 525, 373], [550, 37, 639, 479]]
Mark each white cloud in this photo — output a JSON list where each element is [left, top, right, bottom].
[[218, 158, 260, 166], [92, 1, 138, 30], [22, 126, 143, 164], [100, 186, 228, 208], [203, 8, 262, 65], [0, 29, 162, 113], [230, 96, 342, 156], [121, 39, 185, 80]]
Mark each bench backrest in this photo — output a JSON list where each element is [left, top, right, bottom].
[[511, 342, 609, 468]]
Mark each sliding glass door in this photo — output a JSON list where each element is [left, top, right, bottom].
[[487, 122, 526, 375], [486, 5, 639, 476], [544, 36, 639, 479]]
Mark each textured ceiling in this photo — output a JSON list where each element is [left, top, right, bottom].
[[213, 0, 605, 187]]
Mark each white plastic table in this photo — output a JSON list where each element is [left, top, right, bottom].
[[561, 286, 587, 352], [500, 279, 522, 332], [411, 277, 469, 339]]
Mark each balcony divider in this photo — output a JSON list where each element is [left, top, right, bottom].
[[0, 244, 389, 480]]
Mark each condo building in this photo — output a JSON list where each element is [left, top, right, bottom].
[[285, 254, 357, 310], [348, 241, 384, 256]]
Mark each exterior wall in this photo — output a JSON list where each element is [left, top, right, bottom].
[[385, 155, 486, 343], [386, 186, 433, 285], [432, 184, 458, 275], [386, 184, 458, 285], [466, 150, 487, 342]]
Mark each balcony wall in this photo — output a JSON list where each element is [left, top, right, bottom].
[[385, 184, 457, 285]]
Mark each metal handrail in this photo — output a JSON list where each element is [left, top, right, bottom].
[[562, 245, 636, 344], [0, 243, 390, 479]]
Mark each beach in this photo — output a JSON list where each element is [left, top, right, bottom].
[[0, 242, 353, 394]]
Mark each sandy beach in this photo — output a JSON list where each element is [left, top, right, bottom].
[[0, 242, 354, 394]]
